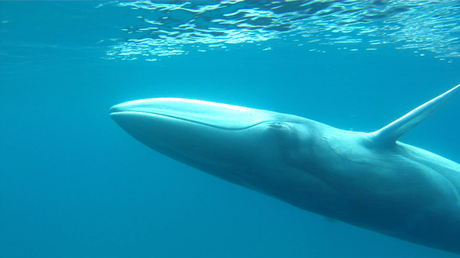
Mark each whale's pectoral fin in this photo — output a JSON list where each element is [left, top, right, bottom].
[[369, 84, 460, 146]]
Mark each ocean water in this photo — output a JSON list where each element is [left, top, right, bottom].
[[1, 1, 460, 257]]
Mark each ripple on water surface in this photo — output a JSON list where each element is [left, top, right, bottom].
[[101, 0, 460, 62]]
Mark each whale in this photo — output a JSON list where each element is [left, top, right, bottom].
[[110, 84, 460, 254]]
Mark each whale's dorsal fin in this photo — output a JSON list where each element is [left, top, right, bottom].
[[369, 84, 460, 146]]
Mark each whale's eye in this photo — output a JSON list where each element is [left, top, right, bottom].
[[269, 122, 286, 129]]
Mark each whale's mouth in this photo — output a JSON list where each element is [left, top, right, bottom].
[[109, 98, 275, 130], [109, 110, 271, 130]]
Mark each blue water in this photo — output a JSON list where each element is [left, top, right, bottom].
[[1, 1, 460, 257]]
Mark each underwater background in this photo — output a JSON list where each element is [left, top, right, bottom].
[[1, 1, 460, 257]]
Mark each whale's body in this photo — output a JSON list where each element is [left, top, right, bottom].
[[110, 84, 460, 254]]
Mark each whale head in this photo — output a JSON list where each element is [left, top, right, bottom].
[[109, 98, 319, 191]]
